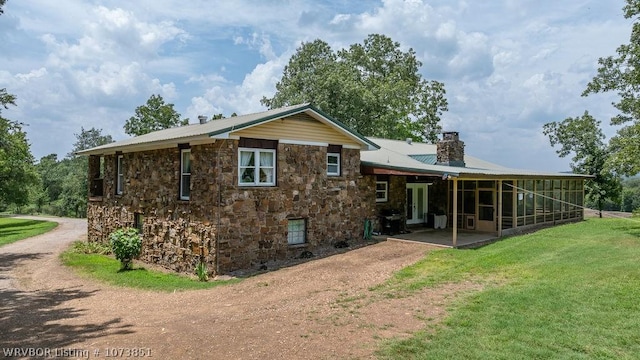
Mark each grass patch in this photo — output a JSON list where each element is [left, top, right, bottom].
[[0, 217, 58, 247], [61, 242, 240, 291], [377, 218, 640, 359]]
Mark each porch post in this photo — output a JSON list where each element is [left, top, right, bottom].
[[452, 178, 458, 247], [498, 180, 503, 237]]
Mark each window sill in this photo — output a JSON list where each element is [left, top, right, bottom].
[[89, 196, 103, 202], [288, 243, 308, 248]]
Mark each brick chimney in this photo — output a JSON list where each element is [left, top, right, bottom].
[[436, 131, 465, 167]]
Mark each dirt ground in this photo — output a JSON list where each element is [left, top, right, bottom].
[[583, 208, 633, 219], [0, 216, 479, 359]]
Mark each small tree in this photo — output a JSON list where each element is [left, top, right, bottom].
[[109, 228, 142, 270], [543, 111, 622, 217], [124, 94, 189, 136]]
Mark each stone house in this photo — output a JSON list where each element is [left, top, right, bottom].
[[79, 103, 589, 275], [78, 104, 380, 275]]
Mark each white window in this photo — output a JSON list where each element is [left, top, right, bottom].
[[180, 149, 191, 200], [327, 153, 340, 176], [287, 219, 306, 245], [116, 155, 124, 195], [376, 181, 388, 202], [239, 148, 276, 186]]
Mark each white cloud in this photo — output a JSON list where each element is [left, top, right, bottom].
[[186, 54, 288, 119], [186, 73, 227, 85], [233, 32, 277, 60], [15, 67, 48, 82], [0, 0, 634, 172]]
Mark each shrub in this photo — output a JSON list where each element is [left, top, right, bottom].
[[195, 261, 208, 282], [109, 228, 142, 270], [70, 240, 112, 255]]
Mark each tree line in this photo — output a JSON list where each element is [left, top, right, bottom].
[[0, 94, 188, 217]]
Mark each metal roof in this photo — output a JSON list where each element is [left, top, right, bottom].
[[409, 154, 437, 165], [76, 104, 590, 179], [362, 137, 591, 179], [76, 103, 378, 155]]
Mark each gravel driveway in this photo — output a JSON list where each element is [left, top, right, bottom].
[[0, 216, 472, 359]]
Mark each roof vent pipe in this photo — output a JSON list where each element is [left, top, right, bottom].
[[198, 115, 207, 124], [406, 138, 412, 145]]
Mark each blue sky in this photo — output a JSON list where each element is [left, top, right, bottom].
[[0, 0, 632, 171]]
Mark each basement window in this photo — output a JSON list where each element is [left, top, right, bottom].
[[287, 218, 306, 245]]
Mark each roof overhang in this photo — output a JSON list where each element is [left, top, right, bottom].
[[361, 162, 459, 177], [361, 162, 593, 180], [76, 135, 215, 156]]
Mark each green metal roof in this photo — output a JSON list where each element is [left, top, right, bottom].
[[409, 154, 437, 165]]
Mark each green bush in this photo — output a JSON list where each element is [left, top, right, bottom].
[[70, 240, 112, 255], [109, 228, 142, 270], [195, 260, 208, 282]]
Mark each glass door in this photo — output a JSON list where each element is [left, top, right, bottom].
[[406, 183, 428, 225]]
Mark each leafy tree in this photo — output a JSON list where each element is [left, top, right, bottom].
[[30, 128, 114, 217], [35, 154, 63, 204], [262, 34, 448, 143], [62, 127, 114, 217], [543, 111, 622, 217], [69, 127, 114, 156], [0, 5, 38, 210], [583, 0, 640, 175], [210, 112, 238, 120], [621, 177, 640, 212], [124, 94, 188, 136], [0, 90, 38, 207]]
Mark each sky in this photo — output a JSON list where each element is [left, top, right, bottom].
[[0, 0, 633, 172]]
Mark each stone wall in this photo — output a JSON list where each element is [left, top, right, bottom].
[[428, 178, 448, 214], [87, 140, 377, 276], [373, 175, 407, 232]]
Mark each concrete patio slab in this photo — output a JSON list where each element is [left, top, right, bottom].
[[374, 227, 500, 248]]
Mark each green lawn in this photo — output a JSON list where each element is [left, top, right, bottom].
[[377, 218, 640, 359], [0, 217, 58, 247], [61, 250, 240, 292]]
